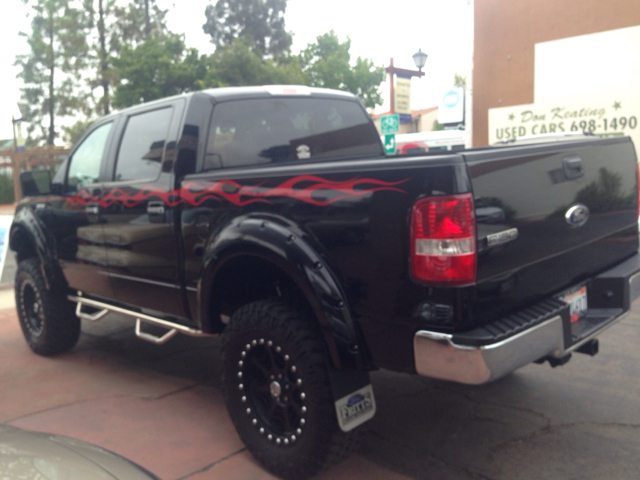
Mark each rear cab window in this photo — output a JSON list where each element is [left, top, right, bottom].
[[204, 97, 383, 170]]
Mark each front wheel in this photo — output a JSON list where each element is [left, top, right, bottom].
[[221, 299, 360, 480], [15, 258, 79, 356]]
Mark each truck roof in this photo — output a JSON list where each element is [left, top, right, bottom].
[[101, 86, 360, 122], [200, 85, 358, 102]]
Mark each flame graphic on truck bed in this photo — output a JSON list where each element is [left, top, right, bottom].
[[71, 175, 409, 208]]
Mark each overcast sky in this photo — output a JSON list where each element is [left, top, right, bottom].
[[0, 0, 472, 140]]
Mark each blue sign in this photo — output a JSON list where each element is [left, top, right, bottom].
[[443, 90, 460, 108], [399, 113, 412, 123]]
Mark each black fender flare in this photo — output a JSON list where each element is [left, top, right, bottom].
[[9, 207, 63, 290], [199, 213, 368, 370]]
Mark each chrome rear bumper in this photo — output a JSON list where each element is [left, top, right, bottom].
[[415, 315, 564, 384], [414, 253, 640, 385]]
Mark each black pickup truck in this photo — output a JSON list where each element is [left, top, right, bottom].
[[10, 86, 640, 479]]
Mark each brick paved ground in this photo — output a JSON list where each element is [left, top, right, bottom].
[[2, 284, 640, 479]]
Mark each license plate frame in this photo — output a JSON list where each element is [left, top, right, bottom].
[[560, 285, 588, 323]]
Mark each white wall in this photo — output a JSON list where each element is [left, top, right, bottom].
[[534, 25, 640, 103]]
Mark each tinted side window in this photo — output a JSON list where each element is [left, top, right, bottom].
[[66, 122, 112, 193], [114, 107, 173, 182], [205, 98, 383, 170]]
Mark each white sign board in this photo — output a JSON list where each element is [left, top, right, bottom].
[[0, 216, 12, 282], [489, 97, 640, 148], [438, 87, 464, 125]]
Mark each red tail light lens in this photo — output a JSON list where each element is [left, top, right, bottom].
[[410, 194, 476, 285]]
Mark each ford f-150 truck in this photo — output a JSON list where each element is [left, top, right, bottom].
[[10, 86, 640, 479]]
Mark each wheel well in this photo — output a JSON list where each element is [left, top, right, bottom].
[[207, 256, 314, 334], [11, 228, 37, 263]]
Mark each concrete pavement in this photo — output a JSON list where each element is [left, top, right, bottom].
[[0, 296, 408, 480], [1, 291, 640, 479]]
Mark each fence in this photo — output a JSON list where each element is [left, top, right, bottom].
[[0, 145, 71, 204]]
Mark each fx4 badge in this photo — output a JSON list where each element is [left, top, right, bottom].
[[565, 204, 590, 227]]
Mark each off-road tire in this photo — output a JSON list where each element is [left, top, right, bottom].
[[15, 258, 80, 356], [221, 299, 361, 480]]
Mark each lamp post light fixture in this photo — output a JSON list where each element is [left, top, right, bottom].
[[412, 49, 428, 71], [12, 101, 29, 152], [16, 101, 29, 122], [385, 49, 428, 114]]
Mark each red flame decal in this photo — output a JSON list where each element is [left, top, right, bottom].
[[70, 175, 408, 208]]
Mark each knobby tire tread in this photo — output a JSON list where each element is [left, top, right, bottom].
[[15, 258, 79, 356], [221, 299, 361, 480]]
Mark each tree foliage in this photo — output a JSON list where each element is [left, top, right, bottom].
[[454, 73, 466, 87], [16, 0, 89, 144], [206, 38, 305, 87], [203, 0, 292, 61], [16, 0, 386, 144], [62, 117, 95, 144], [82, 0, 168, 115], [112, 34, 208, 108], [300, 31, 384, 109]]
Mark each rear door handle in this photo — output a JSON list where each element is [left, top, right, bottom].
[[147, 201, 166, 223], [147, 202, 165, 215], [85, 203, 100, 215]]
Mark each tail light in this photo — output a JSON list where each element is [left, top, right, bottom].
[[410, 194, 476, 286]]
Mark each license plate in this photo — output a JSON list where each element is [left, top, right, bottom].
[[561, 285, 588, 323]]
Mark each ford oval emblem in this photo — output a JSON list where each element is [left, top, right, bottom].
[[565, 204, 590, 227]]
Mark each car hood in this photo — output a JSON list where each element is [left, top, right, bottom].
[[0, 424, 158, 480]]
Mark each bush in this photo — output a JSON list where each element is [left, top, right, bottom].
[[0, 171, 15, 204]]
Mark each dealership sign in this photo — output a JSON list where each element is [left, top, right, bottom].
[[489, 97, 640, 148], [394, 75, 411, 117]]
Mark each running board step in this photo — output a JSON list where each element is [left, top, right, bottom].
[[69, 293, 210, 344], [76, 302, 109, 322], [135, 319, 178, 345]]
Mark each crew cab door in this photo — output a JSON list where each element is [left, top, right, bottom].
[[99, 100, 186, 318], [43, 119, 118, 299]]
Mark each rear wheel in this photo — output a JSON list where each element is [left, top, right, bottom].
[[15, 258, 79, 356], [221, 299, 360, 480]]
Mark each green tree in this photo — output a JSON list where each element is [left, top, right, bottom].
[[112, 34, 209, 108], [454, 73, 466, 87], [300, 31, 384, 109], [203, 0, 292, 61], [82, 0, 168, 115], [205, 37, 305, 87], [15, 0, 89, 144], [62, 118, 95, 144]]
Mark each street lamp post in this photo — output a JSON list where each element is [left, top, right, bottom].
[[385, 49, 428, 114], [11, 101, 29, 203]]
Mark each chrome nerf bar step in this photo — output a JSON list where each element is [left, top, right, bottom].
[[68, 293, 211, 345]]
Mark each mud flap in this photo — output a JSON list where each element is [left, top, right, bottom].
[[328, 368, 376, 432]]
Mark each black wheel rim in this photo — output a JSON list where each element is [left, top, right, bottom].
[[238, 338, 307, 446], [20, 280, 43, 335]]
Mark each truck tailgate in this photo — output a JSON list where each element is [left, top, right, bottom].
[[463, 136, 638, 323]]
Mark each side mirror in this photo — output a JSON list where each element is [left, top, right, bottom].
[[20, 170, 51, 197]]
